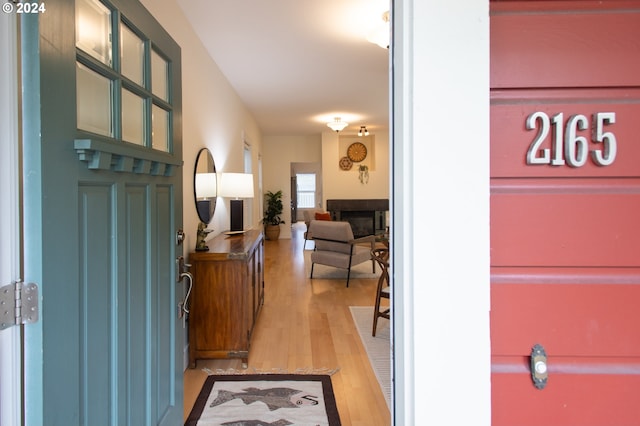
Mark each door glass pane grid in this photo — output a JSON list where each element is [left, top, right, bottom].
[[75, 0, 174, 153], [122, 88, 145, 145], [151, 49, 168, 102], [75, 0, 112, 66], [76, 62, 113, 137], [296, 173, 316, 208], [152, 104, 169, 152], [120, 23, 145, 87]]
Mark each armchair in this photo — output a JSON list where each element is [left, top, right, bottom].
[[302, 209, 328, 250], [308, 220, 376, 287]]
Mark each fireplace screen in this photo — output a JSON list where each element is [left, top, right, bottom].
[[340, 211, 375, 238]]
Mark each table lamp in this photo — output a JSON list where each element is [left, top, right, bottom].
[[219, 172, 254, 232]]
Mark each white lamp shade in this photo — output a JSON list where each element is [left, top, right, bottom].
[[219, 173, 254, 198], [195, 173, 217, 199]]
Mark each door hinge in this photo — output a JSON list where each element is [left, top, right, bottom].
[[0, 280, 39, 330]]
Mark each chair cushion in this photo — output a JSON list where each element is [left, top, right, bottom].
[[315, 212, 332, 221], [309, 220, 354, 241], [311, 250, 351, 269], [309, 220, 355, 254], [310, 244, 372, 269]]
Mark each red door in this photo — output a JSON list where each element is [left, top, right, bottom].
[[490, 2, 640, 424]]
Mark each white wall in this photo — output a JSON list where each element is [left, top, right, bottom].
[[139, 0, 263, 246], [322, 129, 390, 201]]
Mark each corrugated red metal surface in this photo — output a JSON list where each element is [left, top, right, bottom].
[[492, 371, 640, 426], [490, 1, 640, 424], [491, 94, 640, 178], [492, 280, 640, 356], [491, 2, 640, 89], [491, 189, 640, 266]]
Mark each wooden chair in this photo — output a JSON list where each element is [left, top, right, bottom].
[[371, 247, 390, 336], [308, 220, 376, 287]]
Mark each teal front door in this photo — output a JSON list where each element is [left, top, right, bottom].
[[21, 1, 184, 424]]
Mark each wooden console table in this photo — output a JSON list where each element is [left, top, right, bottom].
[[188, 229, 264, 368]]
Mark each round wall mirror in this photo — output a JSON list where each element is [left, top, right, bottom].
[[194, 148, 217, 223]]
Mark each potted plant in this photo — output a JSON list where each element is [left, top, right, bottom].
[[262, 190, 285, 240]]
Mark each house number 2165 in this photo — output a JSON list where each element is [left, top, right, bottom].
[[526, 112, 617, 167]]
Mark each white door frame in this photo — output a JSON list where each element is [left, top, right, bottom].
[[0, 11, 22, 426], [393, 1, 491, 424]]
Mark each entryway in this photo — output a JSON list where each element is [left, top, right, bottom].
[[183, 224, 390, 425]]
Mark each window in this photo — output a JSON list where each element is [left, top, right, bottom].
[[296, 173, 316, 208], [75, 0, 173, 152]]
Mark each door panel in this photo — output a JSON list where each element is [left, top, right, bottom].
[[22, 1, 183, 424], [123, 184, 150, 426], [154, 184, 177, 422], [490, 2, 640, 424], [79, 183, 114, 423]]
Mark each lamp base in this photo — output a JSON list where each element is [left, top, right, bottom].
[[229, 199, 244, 232]]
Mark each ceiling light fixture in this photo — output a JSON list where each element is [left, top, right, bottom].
[[358, 126, 369, 137], [327, 117, 349, 132], [367, 10, 390, 49]]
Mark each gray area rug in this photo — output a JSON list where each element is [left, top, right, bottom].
[[304, 249, 380, 279], [349, 306, 391, 409]]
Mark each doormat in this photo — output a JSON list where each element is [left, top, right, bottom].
[[185, 374, 342, 426]]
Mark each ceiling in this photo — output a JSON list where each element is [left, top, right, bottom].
[[177, 0, 391, 136]]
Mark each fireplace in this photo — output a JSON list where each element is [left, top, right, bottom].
[[340, 211, 376, 238], [326, 199, 389, 238]]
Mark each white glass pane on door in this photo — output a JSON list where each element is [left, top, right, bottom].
[[76, 62, 112, 137], [75, 0, 112, 66], [122, 89, 145, 145], [297, 173, 316, 191], [121, 24, 144, 86], [151, 50, 168, 101], [152, 104, 169, 151], [297, 192, 315, 208], [296, 173, 316, 208]]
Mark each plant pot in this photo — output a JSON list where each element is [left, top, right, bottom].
[[264, 224, 281, 241]]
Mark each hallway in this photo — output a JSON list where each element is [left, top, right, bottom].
[[183, 223, 391, 425]]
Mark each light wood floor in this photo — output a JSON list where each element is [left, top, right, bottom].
[[183, 223, 391, 425]]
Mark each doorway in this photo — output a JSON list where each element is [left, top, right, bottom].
[[291, 162, 323, 223]]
